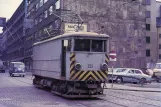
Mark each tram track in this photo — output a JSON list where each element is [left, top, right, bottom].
[[11, 76, 161, 107], [101, 92, 161, 107], [104, 89, 161, 102]]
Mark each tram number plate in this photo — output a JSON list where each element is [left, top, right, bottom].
[[88, 64, 93, 68]]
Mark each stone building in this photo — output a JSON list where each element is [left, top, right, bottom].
[[62, 0, 146, 68]]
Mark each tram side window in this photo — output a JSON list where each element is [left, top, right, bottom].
[[74, 39, 90, 51], [92, 40, 104, 52]]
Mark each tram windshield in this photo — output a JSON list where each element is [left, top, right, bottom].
[[74, 39, 106, 52]]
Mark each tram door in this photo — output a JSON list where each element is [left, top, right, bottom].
[[61, 40, 67, 78]]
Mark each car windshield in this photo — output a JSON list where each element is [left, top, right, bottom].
[[116, 69, 127, 72], [14, 63, 25, 68], [155, 64, 161, 69]]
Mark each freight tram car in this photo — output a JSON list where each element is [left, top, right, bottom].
[[32, 32, 109, 98]]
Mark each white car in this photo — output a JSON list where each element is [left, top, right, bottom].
[[108, 68, 152, 84]]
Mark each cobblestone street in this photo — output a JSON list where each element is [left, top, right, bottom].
[[0, 73, 160, 107]]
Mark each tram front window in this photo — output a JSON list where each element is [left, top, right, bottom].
[[74, 39, 90, 51], [92, 40, 103, 52]]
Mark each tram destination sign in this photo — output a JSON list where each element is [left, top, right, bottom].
[[0, 17, 6, 27], [64, 23, 87, 32]]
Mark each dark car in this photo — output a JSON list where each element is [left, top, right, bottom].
[[0, 60, 5, 73], [0, 66, 5, 73], [9, 62, 26, 77]]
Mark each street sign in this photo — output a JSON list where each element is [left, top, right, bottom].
[[109, 50, 117, 61], [64, 23, 87, 32]]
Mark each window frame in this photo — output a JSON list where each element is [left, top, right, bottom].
[[146, 49, 150, 57], [146, 11, 150, 18], [134, 70, 142, 74], [146, 24, 150, 31], [73, 38, 107, 53], [146, 37, 150, 43], [145, 0, 151, 5]]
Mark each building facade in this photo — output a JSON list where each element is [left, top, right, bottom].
[[1, 1, 25, 64], [24, 0, 61, 71], [145, 0, 158, 68], [25, 0, 147, 70], [62, 0, 146, 68], [1, 0, 147, 70], [156, 1, 161, 63]]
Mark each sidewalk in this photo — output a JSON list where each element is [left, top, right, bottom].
[[105, 83, 161, 92]]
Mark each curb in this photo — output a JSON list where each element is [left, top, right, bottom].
[[105, 87, 161, 92]]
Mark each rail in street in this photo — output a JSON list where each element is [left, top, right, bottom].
[[0, 73, 161, 107]]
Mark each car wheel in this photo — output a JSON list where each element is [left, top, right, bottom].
[[116, 77, 123, 84], [23, 75, 25, 77], [140, 78, 146, 85]]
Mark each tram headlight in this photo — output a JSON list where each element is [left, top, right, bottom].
[[101, 63, 108, 71], [75, 63, 81, 71]]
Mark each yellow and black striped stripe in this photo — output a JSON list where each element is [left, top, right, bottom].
[[70, 70, 108, 82], [105, 53, 109, 64], [69, 53, 108, 82], [70, 52, 76, 78]]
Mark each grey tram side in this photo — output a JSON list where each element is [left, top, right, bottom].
[[32, 32, 110, 98]]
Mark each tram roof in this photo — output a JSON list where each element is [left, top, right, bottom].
[[33, 32, 109, 46]]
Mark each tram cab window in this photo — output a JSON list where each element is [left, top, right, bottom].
[[92, 40, 105, 52], [74, 39, 90, 51]]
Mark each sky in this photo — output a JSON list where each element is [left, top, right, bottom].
[[0, 0, 22, 33], [0, 0, 161, 33]]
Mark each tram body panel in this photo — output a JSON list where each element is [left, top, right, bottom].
[[33, 39, 62, 80]]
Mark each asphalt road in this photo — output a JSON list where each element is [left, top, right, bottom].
[[0, 73, 161, 107]]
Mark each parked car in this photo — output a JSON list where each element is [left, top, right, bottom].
[[9, 62, 26, 77], [152, 63, 161, 82], [108, 68, 152, 84], [0, 60, 5, 73]]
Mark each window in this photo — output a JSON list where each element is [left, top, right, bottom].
[[55, 0, 60, 9], [146, 24, 150, 31], [128, 70, 134, 74], [44, 10, 48, 18], [159, 34, 161, 38], [146, 11, 150, 18], [40, 0, 43, 7], [146, 37, 150, 43], [145, 0, 151, 5], [159, 54, 161, 59], [49, 6, 53, 15], [74, 39, 90, 51], [36, 3, 39, 11], [159, 44, 161, 49], [67, 40, 71, 51], [146, 49, 150, 57], [135, 70, 142, 74], [44, 0, 48, 4], [116, 69, 126, 73], [155, 63, 161, 68], [92, 40, 103, 52]]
